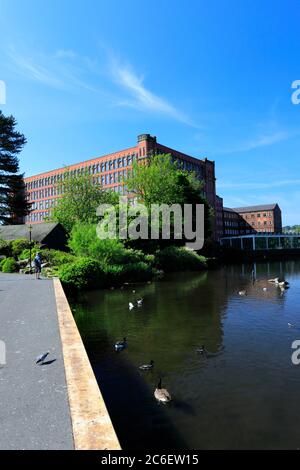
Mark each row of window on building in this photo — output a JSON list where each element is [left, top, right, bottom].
[[28, 171, 131, 201], [25, 151, 204, 193], [242, 212, 273, 219], [28, 184, 127, 214], [25, 155, 137, 191], [27, 211, 51, 222], [250, 221, 273, 226]]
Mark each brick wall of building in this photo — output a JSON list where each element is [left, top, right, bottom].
[[24, 134, 218, 234], [222, 204, 282, 237], [233, 204, 282, 234]]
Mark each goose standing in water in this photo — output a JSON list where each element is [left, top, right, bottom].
[[154, 378, 172, 403], [139, 360, 154, 371], [239, 290, 247, 296], [268, 277, 290, 288], [278, 281, 290, 288], [268, 277, 279, 283], [137, 298, 144, 307], [129, 302, 134, 310], [115, 337, 127, 351]]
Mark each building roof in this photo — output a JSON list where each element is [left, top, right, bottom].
[[232, 204, 279, 213], [0, 223, 63, 242]]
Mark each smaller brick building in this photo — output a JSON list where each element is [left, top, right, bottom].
[[222, 204, 282, 237], [233, 204, 282, 234]]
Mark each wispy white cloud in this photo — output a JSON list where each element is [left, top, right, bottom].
[[7, 46, 98, 93], [7, 48, 64, 88], [234, 130, 293, 152], [7, 43, 198, 127], [109, 57, 198, 127], [215, 129, 298, 155], [54, 49, 77, 60]]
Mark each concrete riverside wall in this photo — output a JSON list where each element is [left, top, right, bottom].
[[53, 278, 121, 450]]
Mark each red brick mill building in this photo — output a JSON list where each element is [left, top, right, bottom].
[[23, 133, 282, 241], [24, 133, 221, 235]]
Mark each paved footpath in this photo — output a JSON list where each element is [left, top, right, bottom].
[[0, 274, 74, 450]]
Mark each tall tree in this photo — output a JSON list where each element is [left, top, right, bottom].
[[126, 153, 213, 247], [6, 174, 31, 224], [50, 171, 119, 232], [0, 110, 30, 224]]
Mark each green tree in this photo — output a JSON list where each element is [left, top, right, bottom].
[[126, 154, 213, 245], [50, 171, 118, 232], [0, 111, 30, 224], [126, 153, 183, 206], [5, 174, 31, 224]]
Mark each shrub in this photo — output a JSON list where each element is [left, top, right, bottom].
[[58, 257, 158, 291], [68, 223, 152, 267], [68, 223, 125, 262], [102, 264, 126, 286], [40, 249, 76, 266], [122, 261, 156, 281], [155, 246, 207, 272], [19, 246, 40, 261], [0, 257, 7, 271], [11, 239, 31, 258], [58, 258, 103, 290], [2, 257, 18, 273], [0, 239, 12, 257]]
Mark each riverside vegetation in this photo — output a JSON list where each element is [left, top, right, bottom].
[[0, 154, 211, 291]]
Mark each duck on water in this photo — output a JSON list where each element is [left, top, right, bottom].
[[139, 360, 154, 371], [115, 337, 127, 351]]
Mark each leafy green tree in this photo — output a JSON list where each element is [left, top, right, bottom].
[[126, 153, 183, 206], [125, 154, 213, 245], [0, 111, 30, 224], [50, 171, 118, 232]]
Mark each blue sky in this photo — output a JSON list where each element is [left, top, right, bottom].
[[1, 0, 300, 225]]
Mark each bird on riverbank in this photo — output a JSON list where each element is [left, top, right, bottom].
[[129, 302, 134, 310], [278, 281, 290, 288], [239, 290, 247, 296], [268, 277, 279, 283], [154, 378, 171, 403], [36, 352, 49, 364], [139, 360, 154, 371], [268, 277, 290, 288], [196, 345, 206, 355], [115, 337, 127, 351]]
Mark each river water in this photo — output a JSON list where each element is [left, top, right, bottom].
[[71, 260, 300, 449]]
